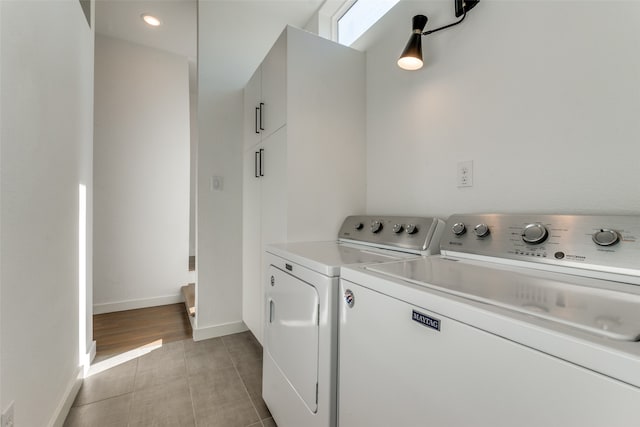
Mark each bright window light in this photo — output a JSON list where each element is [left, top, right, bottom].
[[337, 0, 400, 46], [79, 184, 87, 374], [86, 340, 164, 377]]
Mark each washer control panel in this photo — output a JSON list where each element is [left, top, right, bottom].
[[339, 215, 444, 255], [440, 213, 640, 272]]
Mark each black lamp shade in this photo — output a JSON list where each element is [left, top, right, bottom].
[[397, 33, 423, 70], [397, 15, 428, 70]]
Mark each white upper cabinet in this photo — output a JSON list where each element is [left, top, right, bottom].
[[243, 68, 262, 150], [260, 31, 287, 140], [244, 31, 287, 151]]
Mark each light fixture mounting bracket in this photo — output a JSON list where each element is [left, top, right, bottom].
[[421, 0, 480, 36], [455, 0, 479, 18]]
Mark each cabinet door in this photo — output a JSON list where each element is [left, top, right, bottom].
[[265, 265, 319, 412], [242, 146, 262, 340], [260, 30, 287, 139], [243, 67, 262, 150], [260, 127, 287, 248]]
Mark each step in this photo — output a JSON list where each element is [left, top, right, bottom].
[[181, 283, 196, 317]]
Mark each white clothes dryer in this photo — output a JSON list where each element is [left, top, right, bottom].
[[262, 215, 444, 427]]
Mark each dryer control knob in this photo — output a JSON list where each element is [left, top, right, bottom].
[[522, 223, 548, 244], [392, 223, 403, 233], [405, 224, 418, 234], [474, 223, 490, 238], [592, 229, 620, 246], [354, 222, 364, 230], [370, 220, 383, 233], [452, 222, 466, 236]]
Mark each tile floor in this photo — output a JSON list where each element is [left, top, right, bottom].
[[64, 331, 276, 427]]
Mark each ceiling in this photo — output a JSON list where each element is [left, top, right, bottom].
[[96, 0, 198, 59], [95, 0, 327, 93]]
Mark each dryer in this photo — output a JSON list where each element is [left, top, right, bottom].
[[262, 215, 444, 427]]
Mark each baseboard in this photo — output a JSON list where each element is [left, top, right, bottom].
[[48, 366, 83, 427], [84, 340, 97, 377], [192, 320, 248, 341], [89, 340, 97, 364], [93, 294, 183, 314]]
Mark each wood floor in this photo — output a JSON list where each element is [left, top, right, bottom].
[[93, 303, 192, 356]]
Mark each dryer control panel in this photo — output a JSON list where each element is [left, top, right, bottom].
[[339, 215, 444, 255], [440, 214, 640, 276]]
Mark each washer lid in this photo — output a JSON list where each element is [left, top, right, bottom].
[[365, 257, 640, 341], [266, 241, 417, 277]]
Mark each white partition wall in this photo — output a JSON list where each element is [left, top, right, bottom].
[[0, 1, 95, 425]]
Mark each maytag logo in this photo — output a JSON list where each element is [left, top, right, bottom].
[[412, 310, 440, 331]]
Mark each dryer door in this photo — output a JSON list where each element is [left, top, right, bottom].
[[265, 265, 320, 412]]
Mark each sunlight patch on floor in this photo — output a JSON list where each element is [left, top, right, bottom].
[[86, 339, 163, 377]]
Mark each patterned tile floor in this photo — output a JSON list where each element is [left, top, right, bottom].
[[64, 332, 276, 427]]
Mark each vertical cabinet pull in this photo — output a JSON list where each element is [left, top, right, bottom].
[[255, 106, 260, 134], [269, 299, 275, 323], [259, 148, 265, 177], [253, 151, 260, 178], [254, 149, 265, 178], [254, 151, 259, 178], [259, 102, 265, 131]]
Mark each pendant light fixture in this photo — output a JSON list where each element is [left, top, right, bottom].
[[397, 0, 479, 71]]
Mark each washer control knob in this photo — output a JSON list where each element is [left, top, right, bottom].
[[370, 220, 383, 233], [522, 223, 548, 244], [452, 222, 466, 236], [354, 222, 364, 230], [592, 229, 620, 246], [392, 223, 403, 233], [474, 223, 490, 238], [405, 224, 418, 235]]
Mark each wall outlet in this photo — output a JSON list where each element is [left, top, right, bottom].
[[457, 160, 473, 187], [2, 401, 14, 427]]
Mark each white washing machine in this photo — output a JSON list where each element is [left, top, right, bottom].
[[339, 214, 640, 427], [262, 215, 444, 427]]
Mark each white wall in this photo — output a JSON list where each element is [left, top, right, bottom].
[[196, 1, 321, 339], [362, 0, 640, 217], [196, 1, 245, 331], [189, 89, 198, 257], [0, 0, 4, 414], [93, 35, 192, 312], [0, 0, 94, 425]]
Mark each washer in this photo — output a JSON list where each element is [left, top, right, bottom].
[[339, 214, 640, 427], [262, 215, 444, 427]]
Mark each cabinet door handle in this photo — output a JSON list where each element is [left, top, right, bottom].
[[269, 299, 275, 323], [254, 151, 259, 178], [259, 102, 265, 131], [259, 148, 264, 177], [255, 106, 260, 134]]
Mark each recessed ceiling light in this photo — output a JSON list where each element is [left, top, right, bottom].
[[141, 14, 161, 27]]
